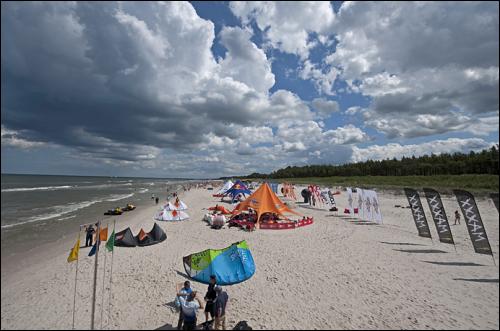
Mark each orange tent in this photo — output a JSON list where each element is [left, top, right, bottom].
[[232, 182, 301, 228]]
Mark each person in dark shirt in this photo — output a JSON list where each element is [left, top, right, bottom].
[[214, 286, 229, 330], [85, 225, 95, 247], [204, 275, 217, 324], [454, 210, 461, 225]]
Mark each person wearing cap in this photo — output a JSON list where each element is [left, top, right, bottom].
[[214, 286, 229, 330], [177, 291, 203, 330]]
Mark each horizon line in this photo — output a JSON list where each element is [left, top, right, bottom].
[[1, 172, 222, 181]]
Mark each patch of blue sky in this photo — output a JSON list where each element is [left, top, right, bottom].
[[268, 50, 320, 100], [190, 1, 241, 60]]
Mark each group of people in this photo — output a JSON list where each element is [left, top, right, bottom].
[[260, 212, 280, 224], [176, 275, 229, 330]]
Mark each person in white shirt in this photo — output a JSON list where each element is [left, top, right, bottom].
[[178, 291, 204, 330], [176, 281, 193, 330]]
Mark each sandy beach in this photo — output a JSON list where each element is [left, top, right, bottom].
[[1, 186, 499, 330]]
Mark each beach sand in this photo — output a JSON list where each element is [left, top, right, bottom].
[[1, 186, 499, 329]]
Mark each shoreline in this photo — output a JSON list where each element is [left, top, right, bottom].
[[1, 186, 498, 329], [0, 180, 199, 284]]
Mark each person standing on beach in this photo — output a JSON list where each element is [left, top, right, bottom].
[[214, 286, 228, 330], [176, 281, 193, 330], [204, 275, 217, 324], [92, 222, 99, 245], [178, 291, 204, 330], [155, 197, 159, 205], [454, 210, 461, 225], [85, 224, 95, 247]]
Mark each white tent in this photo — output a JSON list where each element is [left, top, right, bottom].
[[216, 180, 233, 195], [164, 200, 188, 211], [156, 209, 190, 221]]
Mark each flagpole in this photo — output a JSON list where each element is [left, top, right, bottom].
[[90, 220, 101, 330], [100, 231, 108, 329], [107, 219, 116, 329], [72, 228, 81, 330]]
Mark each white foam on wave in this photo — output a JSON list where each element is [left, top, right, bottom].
[[57, 215, 77, 221], [1, 199, 102, 229], [1, 192, 135, 229], [1, 185, 73, 193], [138, 188, 149, 193], [105, 193, 135, 202], [80, 182, 134, 190]]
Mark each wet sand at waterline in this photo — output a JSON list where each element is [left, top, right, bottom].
[[1, 187, 498, 329]]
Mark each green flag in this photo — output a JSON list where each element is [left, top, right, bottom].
[[106, 230, 115, 252]]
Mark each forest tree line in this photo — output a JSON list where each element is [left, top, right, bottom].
[[237, 145, 499, 179]]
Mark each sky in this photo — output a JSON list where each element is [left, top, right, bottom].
[[1, 1, 499, 178]]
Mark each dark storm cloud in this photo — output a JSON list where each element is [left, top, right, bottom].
[[1, 2, 274, 161]]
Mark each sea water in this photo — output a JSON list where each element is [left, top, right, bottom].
[[1, 174, 194, 261]]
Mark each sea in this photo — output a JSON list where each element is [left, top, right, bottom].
[[1, 174, 197, 263]]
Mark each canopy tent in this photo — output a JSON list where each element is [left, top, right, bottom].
[[183, 240, 255, 285], [216, 180, 234, 195], [155, 209, 190, 221], [223, 180, 251, 202], [232, 182, 301, 228], [135, 223, 167, 246], [114, 227, 138, 247]]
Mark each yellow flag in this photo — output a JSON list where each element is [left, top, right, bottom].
[[67, 238, 80, 263]]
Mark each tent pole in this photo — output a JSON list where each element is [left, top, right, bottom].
[[107, 219, 116, 329], [72, 228, 81, 330], [90, 220, 100, 330], [100, 236, 108, 329]]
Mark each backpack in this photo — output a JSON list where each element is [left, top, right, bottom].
[[233, 320, 252, 330], [201, 320, 214, 330]]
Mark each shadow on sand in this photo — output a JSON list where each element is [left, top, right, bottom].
[[380, 241, 425, 246], [155, 323, 176, 330], [453, 278, 499, 283], [349, 221, 377, 225], [394, 249, 448, 254], [176, 270, 190, 279], [422, 261, 484, 267]]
